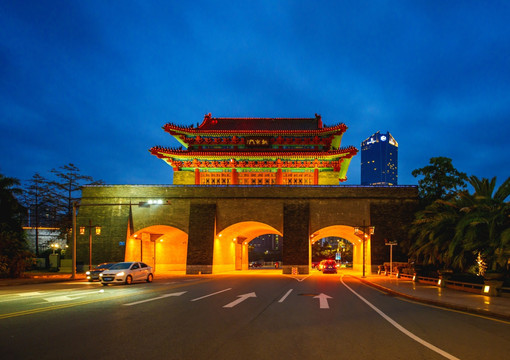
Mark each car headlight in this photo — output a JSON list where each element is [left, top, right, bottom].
[[99, 273, 103, 277], [115, 272, 125, 277], [86, 271, 90, 275]]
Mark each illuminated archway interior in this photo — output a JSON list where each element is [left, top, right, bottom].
[[213, 221, 282, 273], [310, 225, 371, 273], [126, 225, 188, 272]]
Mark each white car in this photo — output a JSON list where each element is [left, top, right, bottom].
[[100, 261, 153, 285]]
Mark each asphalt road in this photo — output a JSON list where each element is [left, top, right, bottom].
[[1, 272, 509, 360]]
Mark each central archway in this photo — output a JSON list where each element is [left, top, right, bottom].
[[213, 221, 282, 273], [310, 225, 370, 273]]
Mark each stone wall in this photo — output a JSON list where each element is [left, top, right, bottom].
[[77, 185, 418, 272]]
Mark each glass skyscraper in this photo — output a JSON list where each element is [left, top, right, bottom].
[[361, 131, 398, 185]]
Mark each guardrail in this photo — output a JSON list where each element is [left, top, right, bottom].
[[443, 279, 484, 294], [394, 272, 509, 296]]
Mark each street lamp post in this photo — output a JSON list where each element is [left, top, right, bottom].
[[80, 219, 101, 270], [385, 239, 398, 275], [72, 201, 77, 279], [354, 220, 375, 278]]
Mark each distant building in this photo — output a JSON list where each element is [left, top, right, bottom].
[[250, 234, 280, 252], [361, 131, 398, 185], [22, 227, 61, 254]]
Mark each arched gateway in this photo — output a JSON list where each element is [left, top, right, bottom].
[[75, 114, 417, 274]]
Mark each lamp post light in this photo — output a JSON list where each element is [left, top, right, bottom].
[[80, 219, 101, 271], [354, 221, 375, 278], [50, 242, 59, 254]]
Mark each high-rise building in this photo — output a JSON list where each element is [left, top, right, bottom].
[[361, 131, 398, 185]]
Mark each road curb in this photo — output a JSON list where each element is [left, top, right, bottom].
[[355, 276, 510, 322], [0, 275, 87, 287]]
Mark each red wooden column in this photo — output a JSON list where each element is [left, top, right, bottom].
[[231, 168, 238, 185], [194, 168, 200, 185], [313, 168, 319, 185], [276, 168, 282, 185]]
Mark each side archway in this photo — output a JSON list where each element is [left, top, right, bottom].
[[213, 221, 282, 273], [310, 225, 370, 273], [126, 225, 188, 273]]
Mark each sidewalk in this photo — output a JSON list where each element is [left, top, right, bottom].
[[359, 274, 510, 321]]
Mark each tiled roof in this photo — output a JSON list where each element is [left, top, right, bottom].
[[150, 146, 358, 159], [163, 113, 347, 134], [199, 113, 321, 130]]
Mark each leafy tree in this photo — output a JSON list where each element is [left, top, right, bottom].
[[50, 164, 104, 251], [412, 157, 468, 205], [0, 225, 34, 277], [51, 163, 103, 224], [0, 174, 33, 277], [311, 238, 352, 262], [20, 173, 56, 256]]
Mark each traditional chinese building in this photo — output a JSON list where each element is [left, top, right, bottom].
[[150, 113, 358, 185]]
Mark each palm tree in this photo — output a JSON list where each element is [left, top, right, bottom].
[[409, 198, 460, 268], [409, 175, 510, 273], [451, 176, 510, 272], [0, 174, 24, 231]]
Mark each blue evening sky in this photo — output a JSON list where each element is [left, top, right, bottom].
[[1, 1, 509, 186]]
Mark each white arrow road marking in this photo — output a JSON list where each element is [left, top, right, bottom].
[[19, 292, 43, 297], [314, 293, 332, 309], [44, 295, 81, 303], [278, 289, 293, 303], [123, 292, 187, 306], [191, 288, 232, 302], [223, 292, 257, 308], [42, 289, 111, 303], [0, 292, 45, 303]]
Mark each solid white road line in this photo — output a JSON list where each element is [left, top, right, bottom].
[[341, 276, 460, 360], [191, 288, 232, 302]]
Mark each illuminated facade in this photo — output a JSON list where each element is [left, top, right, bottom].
[[361, 131, 398, 186], [150, 113, 358, 185]]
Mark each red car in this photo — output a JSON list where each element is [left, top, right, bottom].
[[319, 260, 338, 274]]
